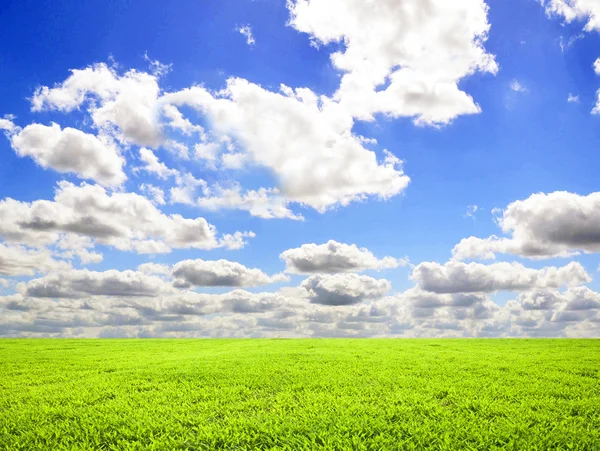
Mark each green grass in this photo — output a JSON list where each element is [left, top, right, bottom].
[[1, 339, 599, 450]]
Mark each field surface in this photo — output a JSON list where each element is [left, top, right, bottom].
[[1, 339, 600, 450]]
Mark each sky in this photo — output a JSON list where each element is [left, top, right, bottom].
[[1, 0, 600, 338]]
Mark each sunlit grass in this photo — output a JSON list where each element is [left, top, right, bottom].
[[1, 339, 599, 450]]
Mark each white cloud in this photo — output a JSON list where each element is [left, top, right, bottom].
[[31, 63, 163, 147], [137, 148, 178, 179], [194, 142, 221, 168], [172, 259, 288, 288], [1, 270, 599, 337], [411, 260, 591, 294], [163, 104, 204, 138], [281, 240, 407, 274], [0, 118, 17, 134], [139, 183, 166, 205], [453, 191, 600, 260], [10, 123, 126, 186], [0, 243, 70, 276], [568, 93, 580, 103], [196, 185, 303, 220], [300, 273, 391, 305], [237, 25, 256, 46], [21, 269, 172, 298], [163, 79, 410, 212], [595, 58, 600, 74], [143, 52, 172, 78], [510, 80, 527, 92], [137, 262, 171, 275], [540, 0, 600, 32], [0, 181, 253, 253], [288, 0, 498, 125], [56, 234, 103, 265], [164, 140, 190, 160], [169, 173, 207, 206]]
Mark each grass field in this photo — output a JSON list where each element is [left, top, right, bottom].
[[1, 339, 599, 450]]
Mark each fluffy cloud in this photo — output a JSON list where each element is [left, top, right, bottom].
[[10, 123, 126, 186], [0, 118, 17, 134], [281, 240, 406, 274], [0, 181, 253, 253], [0, 243, 69, 276], [171, 259, 289, 288], [137, 263, 171, 276], [31, 63, 163, 147], [453, 191, 600, 260], [196, 185, 303, 220], [300, 273, 391, 305], [162, 79, 410, 212], [137, 148, 178, 179], [163, 105, 203, 138], [519, 287, 600, 311], [23, 60, 414, 217], [56, 234, 103, 265], [288, 0, 498, 125], [540, 0, 600, 32], [139, 184, 166, 205], [412, 261, 590, 294], [21, 269, 171, 298]]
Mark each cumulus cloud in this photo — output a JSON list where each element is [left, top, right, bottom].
[[56, 234, 103, 265], [31, 63, 163, 147], [540, 0, 600, 32], [137, 147, 178, 179], [169, 173, 208, 206], [281, 240, 407, 274], [139, 183, 166, 205], [0, 118, 18, 134], [300, 273, 391, 305], [21, 269, 172, 298], [9, 122, 126, 186], [0, 181, 253, 253], [138, 262, 171, 275], [162, 79, 410, 212], [162, 104, 203, 138], [288, 0, 498, 125], [453, 191, 600, 260], [0, 243, 70, 276], [411, 260, 591, 294], [171, 259, 289, 288], [196, 185, 303, 220]]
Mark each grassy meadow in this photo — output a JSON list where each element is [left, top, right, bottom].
[[1, 339, 599, 450]]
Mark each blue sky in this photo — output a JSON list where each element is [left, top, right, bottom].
[[1, 0, 600, 337]]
